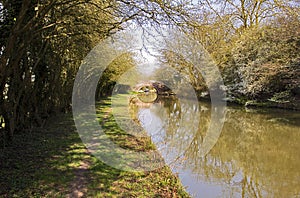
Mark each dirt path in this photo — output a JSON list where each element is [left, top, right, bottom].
[[67, 155, 92, 198]]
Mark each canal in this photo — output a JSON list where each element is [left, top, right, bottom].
[[113, 93, 300, 198]]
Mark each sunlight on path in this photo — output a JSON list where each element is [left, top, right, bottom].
[[68, 153, 92, 198]]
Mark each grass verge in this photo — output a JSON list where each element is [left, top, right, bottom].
[[0, 99, 189, 197]]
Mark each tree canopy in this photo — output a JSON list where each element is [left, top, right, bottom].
[[0, 0, 194, 142], [0, 0, 299, 143]]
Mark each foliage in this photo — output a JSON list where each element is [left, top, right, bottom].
[[224, 16, 300, 103], [96, 53, 136, 98], [157, 0, 300, 108], [158, 52, 207, 94], [0, 0, 119, 142], [0, 0, 194, 142]]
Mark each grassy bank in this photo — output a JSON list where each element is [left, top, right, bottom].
[[0, 100, 189, 197]]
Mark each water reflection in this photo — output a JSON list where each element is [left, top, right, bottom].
[[128, 94, 300, 198], [137, 93, 158, 103]]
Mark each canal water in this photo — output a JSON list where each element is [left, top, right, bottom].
[[113, 93, 300, 198]]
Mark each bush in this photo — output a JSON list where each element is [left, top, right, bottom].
[[223, 17, 300, 104]]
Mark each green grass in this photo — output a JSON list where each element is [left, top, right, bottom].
[[0, 99, 190, 197]]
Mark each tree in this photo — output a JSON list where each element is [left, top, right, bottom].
[[181, 0, 299, 107], [96, 52, 136, 98], [0, 0, 195, 142], [227, 16, 300, 102], [0, 0, 121, 141], [199, 0, 298, 30]]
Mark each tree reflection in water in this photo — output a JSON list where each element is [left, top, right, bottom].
[[128, 94, 300, 198]]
